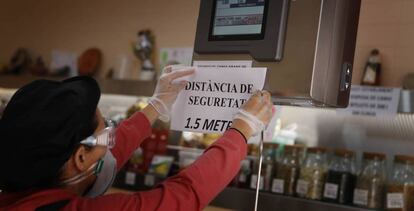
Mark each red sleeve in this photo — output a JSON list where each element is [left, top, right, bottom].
[[110, 112, 153, 171], [69, 129, 247, 211]]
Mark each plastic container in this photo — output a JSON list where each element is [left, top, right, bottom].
[[322, 149, 357, 205], [296, 147, 328, 200], [271, 145, 303, 195], [353, 152, 387, 209], [386, 155, 414, 211]]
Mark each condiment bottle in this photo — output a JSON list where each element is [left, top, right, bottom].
[[386, 155, 414, 211], [271, 145, 303, 195], [322, 149, 357, 205], [353, 152, 387, 209], [361, 49, 381, 86], [250, 143, 278, 191], [296, 147, 328, 200]]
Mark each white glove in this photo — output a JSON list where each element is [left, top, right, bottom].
[[149, 66, 195, 122], [233, 91, 273, 136]]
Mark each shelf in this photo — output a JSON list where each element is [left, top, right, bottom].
[[210, 187, 374, 211], [0, 75, 156, 96]]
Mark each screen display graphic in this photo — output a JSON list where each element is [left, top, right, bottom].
[[212, 0, 266, 36]]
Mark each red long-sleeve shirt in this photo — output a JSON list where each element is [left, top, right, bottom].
[[0, 112, 247, 211]]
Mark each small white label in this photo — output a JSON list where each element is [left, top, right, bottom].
[[239, 174, 247, 183], [387, 193, 404, 209], [296, 180, 309, 195], [353, 189, 369, 206], [144, 174, 155, 187], [271, 179, 284, 193], [323, 183, 339, 199], [250, 174, 264, 190], [363, 66, 376, 84], [125, 172, 136, 185]]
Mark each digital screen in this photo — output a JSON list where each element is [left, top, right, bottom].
[[212, 0, 266, 36]]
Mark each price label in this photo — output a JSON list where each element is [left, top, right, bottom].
[[271, 179, 284, 193], [296, 180, 309, 195], [387, 193, 404, 209], [250, 174, 264, 190], [144, 174, 155, 187], [125, 171, 136, 185], [239, 174, 247, 183], [323, 183, 339, 199], [353, 189, 368, 206]]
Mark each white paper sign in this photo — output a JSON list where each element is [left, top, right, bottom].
[[193, 60, 252, 68], [171, 67, 267, 134], [338, 85, 401, 117]]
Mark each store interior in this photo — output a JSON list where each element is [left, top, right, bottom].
[[1, 0, 414, 210]]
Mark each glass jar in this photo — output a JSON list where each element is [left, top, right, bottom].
[[296, 147, 328, 200], [271, 145, 303, 195], [322, 149, 357, 205], [386, 155, 414, 211], [249, 143, 278, 191], [353, 152, 387, 209]]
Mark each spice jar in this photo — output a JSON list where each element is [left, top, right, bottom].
[[296, 147, 328, 200], [386, 155, 414, 211], [353, 152, 387, 209], [322, 149, 357, 205], [271, 145, 303, 195], [250, 143, 278, 191]]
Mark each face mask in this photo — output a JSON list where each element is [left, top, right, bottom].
[[61, 149, 117, 197]]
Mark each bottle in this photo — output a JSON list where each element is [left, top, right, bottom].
[[386, 155, 414, 211], [235, 158, 252, 189], [322, 149, 357, 205], [249, 143, 277, 191], [296, 147, 328, 200], [353, 152, 387, 209], [271, 145, 303, 195], [361, 49, 381, 86]]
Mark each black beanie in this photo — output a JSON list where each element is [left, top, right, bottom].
[[0, 76, 100, 191]]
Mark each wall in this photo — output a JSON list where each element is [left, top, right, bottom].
[[353, 0, 414, 87], [0, 0, 413, 86], [0, 0, 200, 77]]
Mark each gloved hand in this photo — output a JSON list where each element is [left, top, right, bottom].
[[149, 66, 195, 122], [232, 91, 274, 138]]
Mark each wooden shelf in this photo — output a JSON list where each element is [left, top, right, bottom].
[[0, 75, 156, 97]]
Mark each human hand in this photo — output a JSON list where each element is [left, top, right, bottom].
[[232, 91, 274, 139], [149, 66, 195, 122]]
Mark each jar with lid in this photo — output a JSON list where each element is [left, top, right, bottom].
[[386, 155, 414, 211], [353, 152, 387, 209], [271, 145, 303, 195], [322, 149, 357, 204], [250, 143, 278, 191], [296, 147, 328, 200]]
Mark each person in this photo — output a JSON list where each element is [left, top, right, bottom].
[[0, 66, 273, 211]]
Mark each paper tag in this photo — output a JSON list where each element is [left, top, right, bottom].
[[323, 183, 339, 199], [250, 174, 264, 190], [296, 180, 309, 195], [271, 179, 284, 193], [353, 189, 369, 206], [144, 174, 155, 187], [363, 67, 377, 84], [239, 174, 247, 183], [125, 172, 136, 185], [387, 193, 404, 209]]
